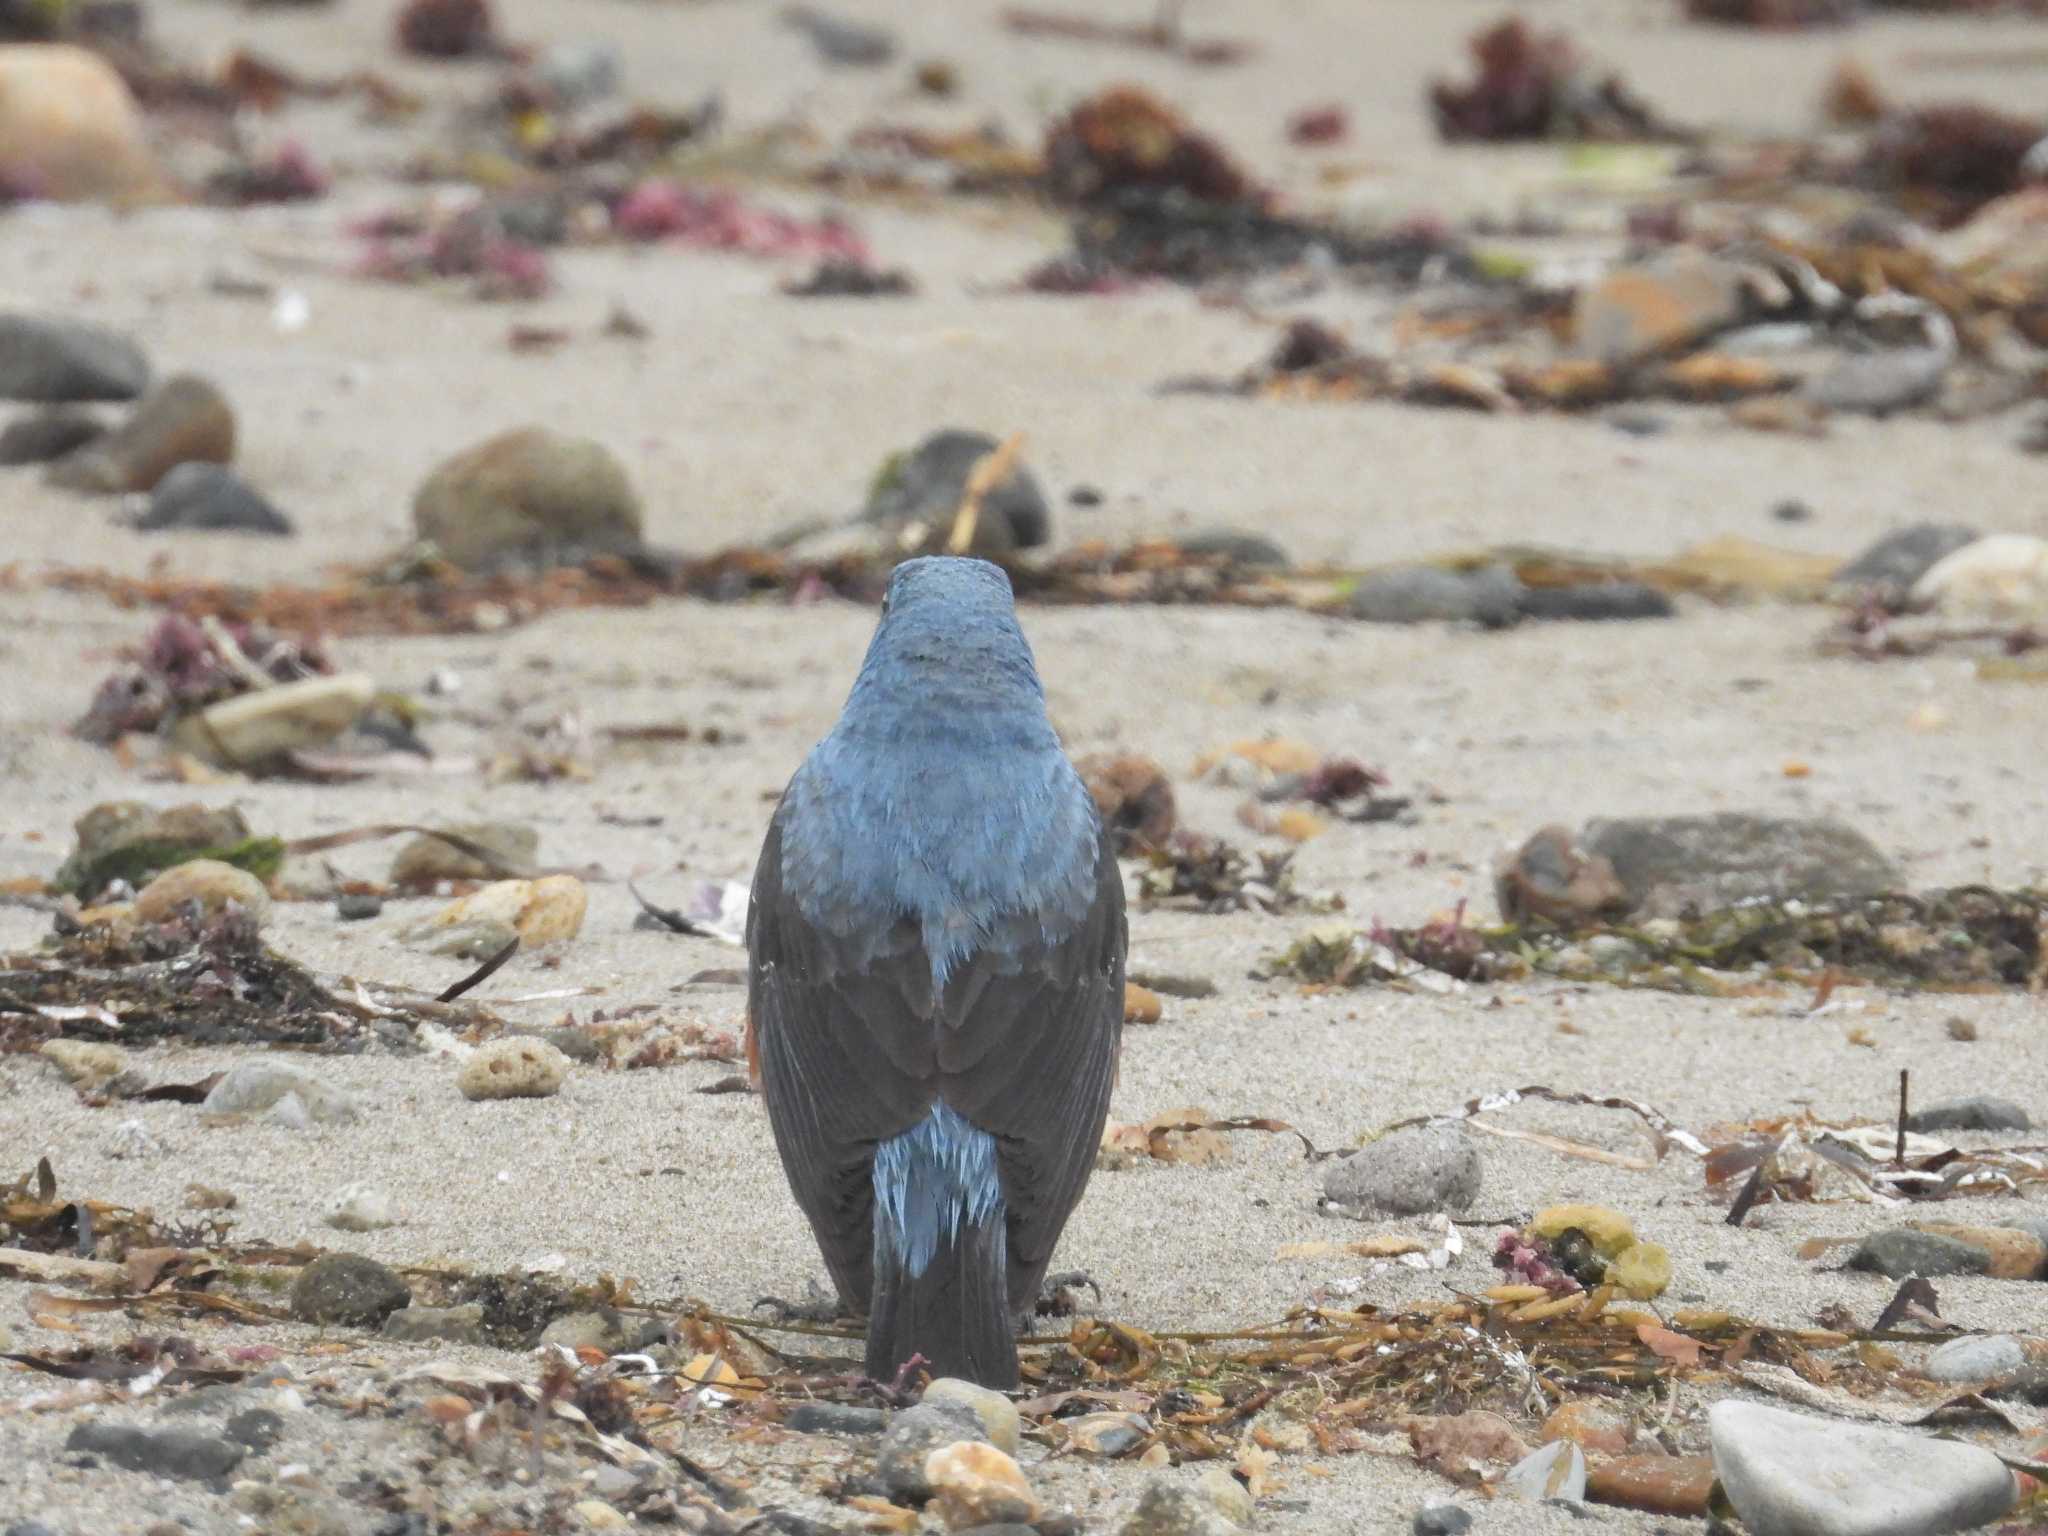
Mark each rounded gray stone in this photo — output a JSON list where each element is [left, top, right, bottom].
[[1344, 565, 1522, 627], [1848, 1229, 1990, 1281], [1923, 1334, 2028, 1384], [1710, 1401, 2017, 1536], [877, 1400, 986, 1500], [66, 1421, 244, 1480], [1321, 1121, 1482, 1216], [0, 313, 149, 401], [1115, 1478, 1245, 1536], [289, 1253, 412, 1327]]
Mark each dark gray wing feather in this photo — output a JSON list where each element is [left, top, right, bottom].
[[748, 811, 1126, 1313]]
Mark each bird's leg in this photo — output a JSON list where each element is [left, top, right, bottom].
[[1033, 1268, 1102, 1318], [752, 1276, 859, 1326]]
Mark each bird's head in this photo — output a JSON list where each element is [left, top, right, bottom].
[[841, 556, 1046, 728]]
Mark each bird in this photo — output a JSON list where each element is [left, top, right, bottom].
[[746, 555, 1126, 1388]]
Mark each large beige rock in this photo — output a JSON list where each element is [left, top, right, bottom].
[[413, 426, 642, 570], [0, 46, 163, 204]]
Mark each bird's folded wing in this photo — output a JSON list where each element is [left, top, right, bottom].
[[935, 831, 1126, 1298], [749, 816, 1126, 1306], [748, 814, 934, 1305]]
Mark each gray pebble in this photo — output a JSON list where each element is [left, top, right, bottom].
[[1806, 347, 1947, 417], [1412, 1505, 1474, 1536], [1114, 1477, 1243, 1536], [1711, 1400, 2017, 1536], [289, 1253, 412, 1326], [1848, 1229, 1990, 1280], [336, 892, 383, 921], [1515, 582, 1673, 623], [1832, 523, 1979, 602], [1176, 529, 1291, 570], [1322, 1121, 1481, 1216], [66, 1421, 244, 1480], [134, 463, 293, 536], [0, 406, 105, 465], [877, 1400, 986, 1501], [1923, 1334, 2028, 1384], [1345, 564, 1522, 627], [0, 313, 150, 402]]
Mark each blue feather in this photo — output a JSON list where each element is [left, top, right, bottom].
[[873, 1102, 1004, 1278], [775, 557, 1101, 990]]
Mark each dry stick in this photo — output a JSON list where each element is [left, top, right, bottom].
[[437, 937, 520, 1004], [944, 432, 1026, 556], [1896, 1068, 1910, 1167]]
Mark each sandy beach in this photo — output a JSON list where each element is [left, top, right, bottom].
[[3, 1, 2047, 1533]]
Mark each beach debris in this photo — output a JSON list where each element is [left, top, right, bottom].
[[1498, 1440, 1585, 1502], [1429, 17, 1690, 144], [1123, 983, 1162, 1024], [172, 674, 377, 770], [51, 799, 282, 898], [1322, 1123, 1483, 1216], [630, 878, 748, 945], [1097, 1109, 1308, 1171], [413, 425, 643, 573], [456, 1037, 572, 1101], [782, 258, 915, 297], [612, 180, 867, 263], [0, 313, 148, 402], [68, 615, 341, 757], [860, 429, 1052, 557], [1288, 105, 1348, 146], [1077, 754, 1177, 854], [1044, 85, 1262, 209], [1137, 834, 1327, 916], [47, 374, 236, 495], [203, 1061, 362, 1124], [1684, 0, 1856, 27]]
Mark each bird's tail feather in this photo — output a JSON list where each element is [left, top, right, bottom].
[[867, 1204, 1016, 1389]]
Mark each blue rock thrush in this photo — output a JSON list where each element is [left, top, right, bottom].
[[746, 556, 1127, 1388]]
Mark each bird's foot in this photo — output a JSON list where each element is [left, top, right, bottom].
[[1035, 1268, 1102, 1318], [752, 1278, 856, 1326]]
